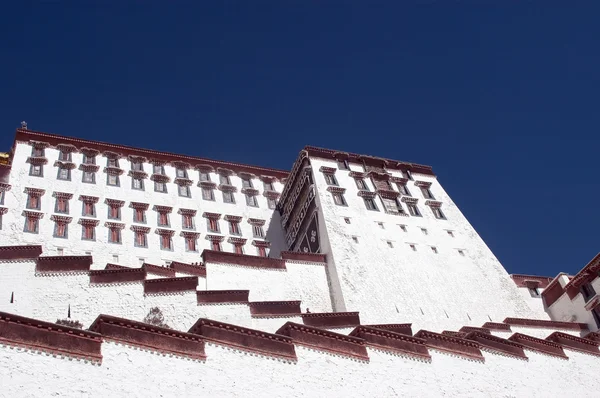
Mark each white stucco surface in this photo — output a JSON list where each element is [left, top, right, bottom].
[[2, 338, 600, 397]]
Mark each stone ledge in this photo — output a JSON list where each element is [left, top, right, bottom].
[[481, 322, 512, 331], [508, 333, 568, 359], [503, 317, 588, 331], [249, 301, 302, 317], [367, 324, 413, 336], [169, 261, 206, 277], [280, 251, 326, 264], [546, 332, 600, 356], [415, 330, 484, 362], [89, 268, 146, 284], [464, 331, 528, 360], [276, 322, 368, 361], [142, 263, 176, 278], [301, 312, 360, 329], [202, 250, 286, 270], [0, 245, 43, 261], [36, 256, 93, 273], [349, 326, 431, 361], [143, 277, 198, 295], [196, 290, 249, 304]]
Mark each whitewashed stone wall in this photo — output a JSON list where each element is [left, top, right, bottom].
[[2, 338, 600, 397], [0, 142, 286, 269], [309, 157, 550, 332]]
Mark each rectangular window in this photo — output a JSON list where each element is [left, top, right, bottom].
[[399, 224, 407, 232], [364, 198, 378, 211], [223, 191, 235, 203], [134, 231, 148, 248], [58, 151, 71, 161], [332, 193, 347, 206], [24, 217, 39, 233], [32, 147, 44, 157], [421, 228, 428, 235], [245, 194, 258, 207], [234, 244, 244, 255], [199, 172, 211, 182], [57, 167, 70, 181], [404, 170, 413, 181], [447, 230, 454, 237], [581, 283, 596, 302], [458, 249, 465, 256], [409, 244, 417, 251], [337, 160, 349, 170], [182, 214, 194, 230], [207, 219, 220, 233], [263, 181, 274, 191], [29, 164, 43, 177], [107, 158, 119, 168], [108, 228, 122, 244], [382, 197, 404, 214], [355, 179, 368, 190], [83, 154, 95, 165], [133, 209, 146, 223], [153, 165, 164, 174], [160, 235, 172, 251], [82, 171, 95, 184], [387, 241, 394, 248], [324, 174, 338, 186], [421, 188, 435, 199], [107, 174, 120, 186], [211, 241, 222, 251], [55, 198, 69, 214], [132, 178, 144, 190], [252, 225, 265, 238], [399, 185, 411, 196], [377, 222, 384, 229], [529, 287, 540, 297], [407, 204, 421, 217], [108, 206, 121, 220], [82, 225, 95, 240], [185, 237, 197, 252], [242, 178, 253, 188], [432, 207, 446, 220], [257, 246, 267, 257], [54, 223, 68, 238], [0, 191, 4, 205], [154, 182, 167, 193], [219, 174, 231, 185], [157, 213, 170, 227], [202, 188, 215, 201], [267, 197, 277, 209], [131, 161, 143, 171], [178, 185, 191, 197], [229, 220, 241, 235], [176, 168, 188, 178], [431, 246, 438, 254], [82, 203, 95, 217], [26, 195, 40, 210]]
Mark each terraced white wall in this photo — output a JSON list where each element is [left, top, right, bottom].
[[2, 337, 600, 398]]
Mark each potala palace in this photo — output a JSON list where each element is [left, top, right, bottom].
[[1, 126, 599, 397]]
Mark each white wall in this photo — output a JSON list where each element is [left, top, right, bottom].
[[2, 336, 600, 397], [309, 157, 550, 331], [0, 142, 286, 269]]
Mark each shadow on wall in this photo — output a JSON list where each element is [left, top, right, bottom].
[[265, 211, 287, 258]]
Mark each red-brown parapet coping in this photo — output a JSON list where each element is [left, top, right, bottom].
[[564, 252, 600, 297], [365, 324, 413, 336], [202, 250, 286, 270], [481, 322, 512, 332], [142, 263, 177, 278], [196, 290, 249, 305], [188, 318, 297, 360], [349, 326, 431, 361], [0, 245, 43, 261], [464, 331, 528, 360], [503, 317, 588, 331], [276, 322, 369, 361], [442, 331, 468, 338], [415, 330, 484, 362], [144, 277, 198, 295], [508, 333, 568, 359], [14, 128, 289, 179], [584, 331, 600, 343], [169, 261, 206, 278], [280, 251, 327, 264], [88, 314, 206, 361], [36, 255, 93, 273], [301, 312, 361, 329], [104, 263, 128, 270], [460, 326, 491, 335], [541, 275, 567, 308], [511, 274, 554, 289], [546, 332, 600, 356], [89, 268, 147, 284], [249, 301, 302, 317], [0, 311, 102, 362]]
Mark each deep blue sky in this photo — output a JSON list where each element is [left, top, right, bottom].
[[1, 2, 598, 277]]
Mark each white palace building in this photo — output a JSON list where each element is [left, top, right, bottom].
[[1, 126, 600, 396]]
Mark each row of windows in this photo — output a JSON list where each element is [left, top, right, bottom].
[[325, 173, 432, 199], [349, 235, 466, 256], [335, 159, 415, 181], [332, 191, 445, 219]]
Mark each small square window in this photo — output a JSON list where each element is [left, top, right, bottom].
[[153, 165, 164, 174], [199, 172, 211, 182], [207, 219, 220, 233], [407, 204, 421, 217], [223, 191, 235, 204], [324, 174, 338, 186], [447, 230, 454, 237], [263, 181, 274, 191], [138, 258, 145, 265], [242, 178, 253, 188], [252, 225, 265, 238], [458, 249, 465, 256], [154, 182, 167, 193], [234, 244, 244, 255], [57, 167, 70, 181], [134, 231, 148, 248], [160, 235, 173, 251], [182, 215, 195, 230], [219, 174, 231, 185], [132, 178, 144, 190], [58, 151, 71, 162], [337, 160, 349, 170], [421, 228, 428, 235], [409, 244, 416, 251], [178, 185, 191, 198], [113, 254, 119, 262], [131, 162, 144, 171], [399, 185, 411, 196], [387, 241, 394, 248], [82, 225, 95, 241], [82, 171, 95, 184], [133, 209, 146, 223], [432, 207, 446, 220], [246, 194, 258, 207], [267, 197, 277, 209], [355, 179, 368, 190], [404, 170, 413, 181], [202, 188, 215, 201], [29, 164, 43, 177], [108, 228, 122, 244], [53, 222, 68, 239], [185, 236, 198, 252], [108, 206, 121, 220], [57, 248, 64, 255], [399, 224, 407, 232], [377, 222, 384, 229], [529, 287, 540, 297], [26, 194, 41, 210], [344, 217, 351, 224], [431, 246, 438, 254], [107, 158, 119, 168], [352, 236, 359, 243], [229, 221, 241, 235], [83, 155, 96, 165], [176, 168, 188, 178], [157, 213, 170, 227]]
